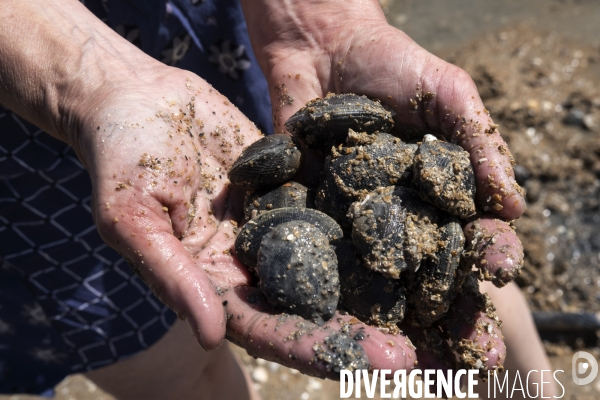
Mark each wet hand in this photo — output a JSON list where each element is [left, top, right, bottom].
[[243, 0, 522, 372]]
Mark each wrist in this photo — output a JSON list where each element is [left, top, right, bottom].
[[241, 0, 387, 73]]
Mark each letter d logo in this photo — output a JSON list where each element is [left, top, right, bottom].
[[572, 351, 598, 385]]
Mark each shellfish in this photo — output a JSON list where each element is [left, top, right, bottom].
[[257, 221, 339, 324], [228, 134, 302, 188], [230, 93, 485, 331], [234, 207, 343, 271], [285, 93, 394, 152]]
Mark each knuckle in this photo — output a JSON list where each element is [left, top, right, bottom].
[[453, 66, 475, 88]]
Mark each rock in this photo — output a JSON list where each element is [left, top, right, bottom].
[[251, 366, 269, 384]]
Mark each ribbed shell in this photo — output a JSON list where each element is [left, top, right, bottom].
[[412, 140, 476, 218], [336, 239, 406, 326], [228, 134, 302, 188], [405, 217, 465, 327], [284, 93, 394, 152], [315, 133, 416, 228], [243, 181, 313, 221], [348, 186, 407, 279], [234, 207, 343, 271]]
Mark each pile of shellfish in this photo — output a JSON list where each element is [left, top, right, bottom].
[[230, 93, 494, 335]]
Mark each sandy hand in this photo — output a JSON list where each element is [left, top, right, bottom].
[[243, 0, 524, 288]]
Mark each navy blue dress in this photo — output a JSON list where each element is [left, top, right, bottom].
[[0, 0, 272, 394]]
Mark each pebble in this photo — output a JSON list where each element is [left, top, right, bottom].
[[583, 114, 596, 130], [252, 366, 269, 384], [563, 107, 596, 130], [301, 392, 310, 400], [267, 361, 280, 372], [307, 378, 323, 391], [513, 164, 530, 185], [565, 108, 585, 124]]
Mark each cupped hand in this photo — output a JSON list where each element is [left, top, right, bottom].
[[75, 67, 419, 378], [242, 0, 524, 371]]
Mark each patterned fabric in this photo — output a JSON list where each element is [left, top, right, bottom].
[[0, 0, 272, 395]]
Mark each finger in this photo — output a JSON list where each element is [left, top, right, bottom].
[[95, 199, 227, 350], [463, 216, 524, 287], [224, 286, 417, 379], [421, 64, 526, 220], [438, 273, 506, 378]]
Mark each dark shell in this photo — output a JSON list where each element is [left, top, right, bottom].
[[405, 217, 465, 327], [412, 140, 476, 218], [228, 134, 302, 188], [348, 186, 406, 279], [335, 239, 405, 327], [315, 132, 416, 228], [257, 221, 339, 324], [234, 207, 343, 271], [284, 93, 394, 152], [243, 181, 314, 221], [395, 187, 443, 272], [348, 186, 442, 278]]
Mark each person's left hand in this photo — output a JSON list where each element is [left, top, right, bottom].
[[241, 0, 524, 372]]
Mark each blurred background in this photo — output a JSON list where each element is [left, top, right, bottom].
[[5, 0, 600, 398]]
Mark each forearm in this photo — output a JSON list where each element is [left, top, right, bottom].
[[0, 0, 161, 147]]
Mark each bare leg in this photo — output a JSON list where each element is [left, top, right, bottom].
[[84, 320, 260, 400], [475, 281, 556, 399]]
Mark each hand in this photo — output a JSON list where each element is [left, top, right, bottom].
[[242, 0, 524, 371]]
